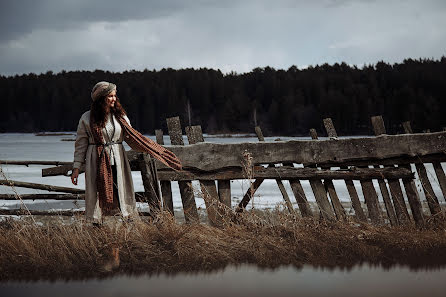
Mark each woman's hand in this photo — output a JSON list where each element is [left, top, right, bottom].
[[71, 168, 79, 185]]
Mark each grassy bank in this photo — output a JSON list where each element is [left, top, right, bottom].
[[1, 210, 446, 281]]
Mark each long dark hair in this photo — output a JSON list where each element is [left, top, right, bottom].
[[91, 96, 127, 128]]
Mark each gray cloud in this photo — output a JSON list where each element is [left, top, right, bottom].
[[0, 0, 445, 76]]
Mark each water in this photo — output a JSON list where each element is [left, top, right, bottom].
[[0, 133, 445, 213], [1, 264, 446, 297]]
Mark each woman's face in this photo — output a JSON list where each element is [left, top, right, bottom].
[[106, 90, 117, 108]]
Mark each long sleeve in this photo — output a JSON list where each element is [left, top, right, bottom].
[[73, 117, 89, 169]]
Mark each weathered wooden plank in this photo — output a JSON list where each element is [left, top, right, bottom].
[[361, 180, 384, 224], [0, 160, 72, 166], [0, 209, 153, 216], [154, 129, 174, 214], [217, 180, 231, 208], [370, 115, 398, 226], [238, 126, 296, 215], [371, 116, 387, 136], [155, 129, 164, 145], [345, 180, 367, 221], [288, 177, 313, 217], [416, 163, 442, 215], [42, 164, 75, 177], [144, 131, 446, 171], [433, 162, 446, 201], [401, 164, 425, 227], [321, 118, 346, 220], [185, 126, 204, 145], [155, 166, 414, 181], [402, 121, 442, 216], [139, 153, 161, 211], [309, 125, 335, 220], [167, 117, 199, 223], [186, 125, 222, 226], [255, 126, 265, 141], [0, 192, 147, 201], [0, 193, 85, 200], [166, 117, 184, 145], [387, 178, 411, 224], [0, 180, 84, 194], [310, 179, 336, 221], [323, 118, 338, 138], [325, 179, 346, 220], [237, 178, 264, 211]]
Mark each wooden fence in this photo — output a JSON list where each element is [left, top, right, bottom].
[[1, 115, 446, 227]]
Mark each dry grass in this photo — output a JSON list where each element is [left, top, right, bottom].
[[1, 209, 446, 281]]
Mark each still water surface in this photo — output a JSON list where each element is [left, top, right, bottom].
[[2, 264, 446, 297]]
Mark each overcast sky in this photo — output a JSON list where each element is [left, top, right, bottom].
[[0, 0, 445, 76]]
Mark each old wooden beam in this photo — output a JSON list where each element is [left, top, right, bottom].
[[308, 124, 336, 221], [321, 118, 346, 220], [142, 131, 446, 171], [139, 153, 161, 211], [154, 129, 174, 214], [155, 166, 414, 181], [238, 126, 296, 215], [0, 180, 84, 194], [167, 116, 199, 223], [387, 177, 411, 225], [370, 115, 398, 226], [0, 209, 153, 216], [0, 192, 147, 201], [155, 129, 164, 145], [186, 125, 222, 227], [433, 162, 446, 202], [402, 121, 442, 216], [375, 119, 423, 227], [217, 180, 231, 208], [401, 164, 426, 227], [0, 160, 72, 166], [322, 118, 364, 222]]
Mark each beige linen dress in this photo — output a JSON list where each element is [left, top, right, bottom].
[[73, 111, 138, 222]]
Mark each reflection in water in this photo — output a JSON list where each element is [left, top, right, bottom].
[[2, 264, 446, 297]]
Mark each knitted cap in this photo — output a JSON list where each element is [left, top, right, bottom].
[[91, 81, 117, 101]]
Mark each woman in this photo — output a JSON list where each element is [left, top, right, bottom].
[[71, 81, 181, 223]]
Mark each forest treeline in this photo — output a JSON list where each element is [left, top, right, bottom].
[[1, 57, 446, 136]]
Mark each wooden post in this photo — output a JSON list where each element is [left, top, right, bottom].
[[372, 116, 423, 226], [166, 117, 199, 223], [255, 127, 296, 215], [371, 116, 387, 136], [217, 180, 231, 208], [155, 129, 174, 215], [400, 164, 426, 227], [387, 177, 411, 224], [186, 125, 223, 226], [370, 116, 398, 226], [320, 118, 348, 221], [306, 122, 337, 221], [402, 121, 442, 216], [155, 129, 164, 145], [317, 119, 366, 221], [433, 163, 446, 202], [323, 118, 337, 138], [255, 126, 265, 141], [139, 153, 161, 211], [238, 127, 297, 215]]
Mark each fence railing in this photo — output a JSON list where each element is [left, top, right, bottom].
[[1, 115, 446, 227]]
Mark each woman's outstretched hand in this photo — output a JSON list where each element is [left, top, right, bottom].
[[71, 168, 79, 185]]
